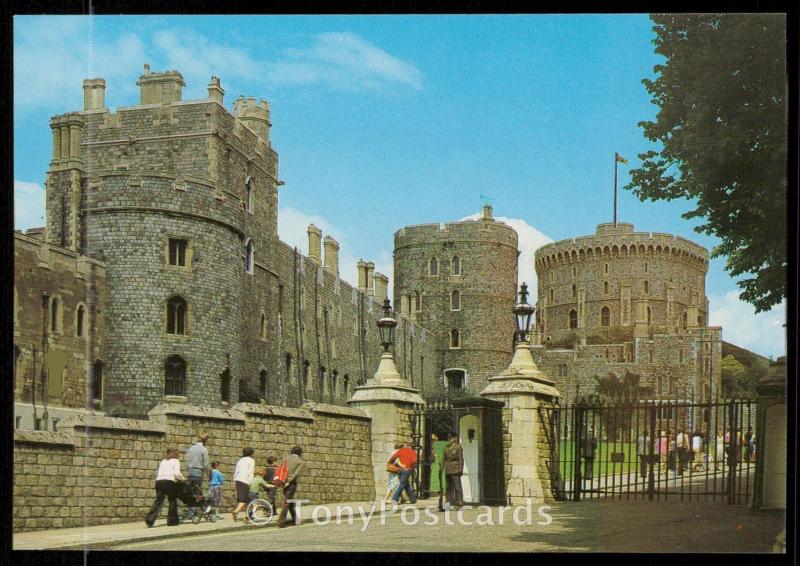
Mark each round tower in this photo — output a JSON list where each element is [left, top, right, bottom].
[[533, 222, 710, 348], [393, 205, 518, 396]]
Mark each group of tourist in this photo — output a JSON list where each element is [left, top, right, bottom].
[[385, 432, 466, 509], [144, 432, 305, 529], [578, 426, 757, 483]]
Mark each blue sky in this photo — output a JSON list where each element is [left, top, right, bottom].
[[13, 15, 787, 358]]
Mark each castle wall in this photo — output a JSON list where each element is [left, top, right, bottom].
[[12, 402, 373, 532], [13, 232, 106, 419], [393, 211, 518, 396], [33, 69, 438, 417]]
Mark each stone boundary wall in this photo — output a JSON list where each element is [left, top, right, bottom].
[[13, 402, 373, 532]]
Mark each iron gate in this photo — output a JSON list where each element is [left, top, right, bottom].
[[411, 396, 505, 505], [545, 398, 757, 504]]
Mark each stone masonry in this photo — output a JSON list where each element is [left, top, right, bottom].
[[13, 402, 373, 532], [393, 204, 518, 398], [28, 67, 439, 418], [533, 222, 722, 406]]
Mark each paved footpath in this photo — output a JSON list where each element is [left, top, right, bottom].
[[15, 498, 785, 553]]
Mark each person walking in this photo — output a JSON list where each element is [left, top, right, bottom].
[[442, 432, 464, 508], [676, 428, 690, 475], [581, 427, 597, 482], [231, 447, 256, 523], [658, 431, 668, 465], [183, 432, 210, 521], [388, 442, 418, 504], [277, 446, 306, 528], [691, 430, 704, 471], [145, 447, 185, 528], [207, 461, 224, 518], [385, 441, 404, 501], [637, 431, 651, 480]]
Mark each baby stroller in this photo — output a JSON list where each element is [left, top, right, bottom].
[[178, 481, 218, 524]]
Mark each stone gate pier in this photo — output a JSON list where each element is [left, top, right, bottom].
[[481, 341, 560, 505]]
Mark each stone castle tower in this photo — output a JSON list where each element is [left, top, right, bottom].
[[38, 66, 440, 419], [534, 222, 709, 346], [45, 66, 279, 416], [393, 205, 519, 396], [533, 222, 721, 404]]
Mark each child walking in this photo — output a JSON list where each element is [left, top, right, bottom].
[[207, 461, 224, 517]]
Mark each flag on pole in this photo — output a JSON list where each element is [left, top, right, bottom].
[[615, 153, 628, 164]]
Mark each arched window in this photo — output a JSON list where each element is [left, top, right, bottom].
[[75, 304, 86, 338], [604, 263, 609, 275], [428, 257, 439, 276], [603, 281, 609, 295], [343, 374, 350, 397], [331, 370, 338, 403], [164, 355, 186, 396], [571, 284, 577, 299], [644, 280, 649, 295], [549, 288, 554, 303], [220, 367, 231, 403], [601, 306, 611, 327], [260, 313, 267, 340], [445, 369, 465, 390], [450, 290, 461, 311], [260, 369, 268, 401], [414, 291, 421, 312], [285, 354, 293, 384], [318, 367, 326, 402], [244, 239, 254, 274], [50, 297, 61, 334], [451, 256, 461, 276], [569, 309, 578, 330], [245, 177, 254, 213], [302, 361, 310, 395], [450, 329, 460, 349], [644, 261, 649, 273], [166, 296, 187, 335], [646, 305, 652, 325], [91, 360, 104, 402]]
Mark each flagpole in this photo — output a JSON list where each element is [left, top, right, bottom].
[[613, 152, 618, 226]]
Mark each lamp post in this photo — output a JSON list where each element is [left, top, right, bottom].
[[514, 282, 535, 344], [377, 298, 397, 353]]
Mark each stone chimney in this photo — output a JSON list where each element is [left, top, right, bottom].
[[357, 260, 368, 292], [323, 236, 340, 276], [365, 262, 375, 296], [137, 65, 185, 105], [83, 78, 106, 111], [482, 204, 494, 220], [307, 224, 322, 265], [207, 76, 224, 105], [373, 272, 389, 302]]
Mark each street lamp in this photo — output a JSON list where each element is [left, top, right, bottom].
[[377, 298, 397, 353], [514, 282, 534, 344]]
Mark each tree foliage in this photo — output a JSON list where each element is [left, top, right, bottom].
[[627, 14, 787, 312], [721, 354, 766, 398]]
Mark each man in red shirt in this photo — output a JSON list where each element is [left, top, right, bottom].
[[388, 443, 418, 504]]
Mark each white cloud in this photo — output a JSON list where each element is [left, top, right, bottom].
[[709, 291, 786, 359], [14, 17, 147, 111], [14, 180, 46, 231], [277, 206, 393, 297], [268, 32, 423, 92], [460, 214, 554, 298]]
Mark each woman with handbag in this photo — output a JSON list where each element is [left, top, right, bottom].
[[385, 442, 404, 501], [145, 447, 185, 528]]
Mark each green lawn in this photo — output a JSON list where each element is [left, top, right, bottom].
[[556, 440, 640, 480]]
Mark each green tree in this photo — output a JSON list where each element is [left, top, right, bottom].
[[627, 14, 787, 312], [721, 354, 750, 397]]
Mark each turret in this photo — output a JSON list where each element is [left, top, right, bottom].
[[233, 95, 271, 143], [136, 64, 185, 105]]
